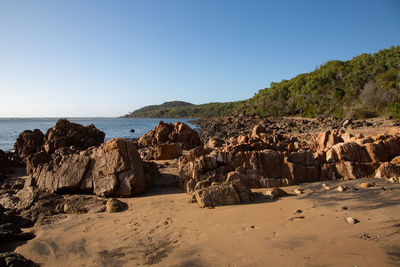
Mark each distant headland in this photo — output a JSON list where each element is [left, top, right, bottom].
[[123, 46, 400, 119]]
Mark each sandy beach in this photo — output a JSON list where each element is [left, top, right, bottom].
[[13, 177, 400, 267]]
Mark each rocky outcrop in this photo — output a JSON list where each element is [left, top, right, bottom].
[[139, 121, 201, 150], [44, 119, 105, 154], [178, 125, 400, 204], [30, 138, 152, 197], [15, 119, 106, 175]]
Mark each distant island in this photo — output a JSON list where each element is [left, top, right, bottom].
[[123, 46, 400, 119]]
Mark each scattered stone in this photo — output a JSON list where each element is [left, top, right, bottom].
[[337, 186, 346, 192], [359, 182, 371, 188], [106, 198, 127, 213], [293, 188, 303, 195], [289, 216, 305, 221], [263, 187, 288, 199], [388, 177, 399, 183], [322, 183, 331, 190], [360, 233, 371, 240], [345, 217, 359, 224]]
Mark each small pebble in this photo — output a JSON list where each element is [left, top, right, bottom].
[[294, 188, 303, 195], [322, 183, 330, 190], [345, 217, 359, 224], [337, 186, 346, 192], [359, 182, 371, 188]]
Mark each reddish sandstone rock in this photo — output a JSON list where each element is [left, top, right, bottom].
[[194, 183, 241, 208], [364, 141, 389, 162], [250, 149, 283, 178], [153, 143, 182, 160], [282, 161, 319, 183], [317, 130, 343, 150], [332, 141, 371, 162], [138, 121, 200, 150], [375, 162, 400, 179], [251, 125, 267, 140], [335, 161, 377, 179]]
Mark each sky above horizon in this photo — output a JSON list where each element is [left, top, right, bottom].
[[0, 0, 399, 117]]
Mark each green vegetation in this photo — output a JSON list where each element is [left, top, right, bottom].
[[123, 101, 240, 118], [244, 46, 400, 118], [124, 46, 400, 119]]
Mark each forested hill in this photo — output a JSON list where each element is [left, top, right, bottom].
[[122, 101, 241, 118], [245, 46, 400, 118], [124, 46, 400, 119]]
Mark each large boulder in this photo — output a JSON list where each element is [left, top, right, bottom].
[[44, 119, 105, 154], [31, 138, 152, 197], [138, 121, 200, 150], [194, 183, 241, 208]]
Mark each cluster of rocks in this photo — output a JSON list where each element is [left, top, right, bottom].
[[192, 115, 399, 142], [137, 121, 201, 160], [178, 124, 400, 207], [13, 120, 159, 198]]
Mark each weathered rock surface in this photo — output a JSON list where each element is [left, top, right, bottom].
[[194, 182, 241, 208], [30, 138, 153, 197], [14, 129, 45, 159], [44, 118, 105, 154], [105, 198, 127, 213], [153, 143, 182, 160], [138, 121, 200, 150], [178, 124, 400, 204]]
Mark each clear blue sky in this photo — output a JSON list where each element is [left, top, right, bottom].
[[0, 0, 399, 117]]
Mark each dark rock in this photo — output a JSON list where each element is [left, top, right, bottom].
[[0, 252, 39, 267], [44, 119, 105, 154], [14, 129, 45, 159]]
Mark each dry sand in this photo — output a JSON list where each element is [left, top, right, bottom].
[[13, 178, 400, 267]]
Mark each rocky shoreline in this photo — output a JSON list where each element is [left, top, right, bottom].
[[191, 115, 400, 142], [1, 116, 400, 266]]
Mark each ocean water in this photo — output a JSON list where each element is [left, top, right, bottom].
[[0, 118, 197, 152]]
